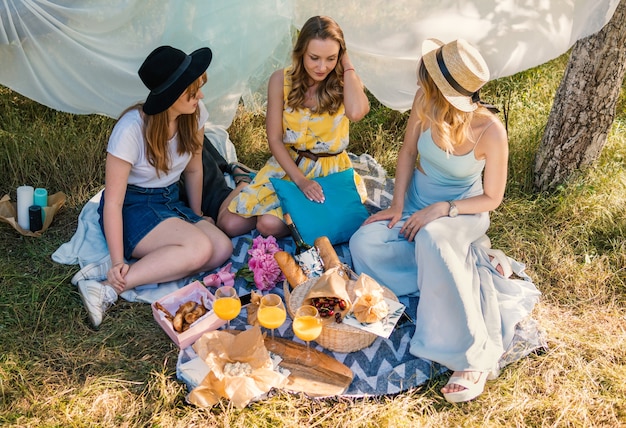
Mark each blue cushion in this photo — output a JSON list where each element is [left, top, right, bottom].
[[270, 168, 369, 245]]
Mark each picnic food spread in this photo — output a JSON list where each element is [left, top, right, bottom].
[[157, 235, 399, 408]]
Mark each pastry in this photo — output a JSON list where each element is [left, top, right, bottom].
[[155, 297, 208, 332]]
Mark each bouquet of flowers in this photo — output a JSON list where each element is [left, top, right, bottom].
[[236, 235, 285, 291]]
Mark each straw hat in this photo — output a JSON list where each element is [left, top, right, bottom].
[[138, 45, 212, 115], [421, 38, 489, 112]]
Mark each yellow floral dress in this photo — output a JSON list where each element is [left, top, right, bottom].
[[228, 68, 367, 219]]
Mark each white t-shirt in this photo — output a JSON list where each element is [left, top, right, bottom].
[[107, 102, 209, 188]]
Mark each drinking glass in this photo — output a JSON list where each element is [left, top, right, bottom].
[[213, 286, 241, 330], [292, 305, 323, 364], [257, 293, 287, 353]]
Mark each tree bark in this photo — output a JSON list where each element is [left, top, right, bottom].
[[534, 0, 626, 192]]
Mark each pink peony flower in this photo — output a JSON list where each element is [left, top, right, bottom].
[[251, 254, 284, 291], [248, 235, 281, 258], [236, 235, 285, 291]]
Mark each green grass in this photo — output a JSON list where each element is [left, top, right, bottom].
[[1, 52, 625, 427]]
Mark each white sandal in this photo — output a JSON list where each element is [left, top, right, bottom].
[[473, 234, 513, 278], [442, 371, 491, 403], [485, 248, 513, 278]]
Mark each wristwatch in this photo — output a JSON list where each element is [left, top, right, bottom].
[[447, 201, 459, 218]]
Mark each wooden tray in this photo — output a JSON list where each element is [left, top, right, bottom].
[[229, 330, 353, 397], [267, 337, 353, 397]]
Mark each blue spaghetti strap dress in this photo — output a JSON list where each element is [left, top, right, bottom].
[[349, 128, 540, 372]]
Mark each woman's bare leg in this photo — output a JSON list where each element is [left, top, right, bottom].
[[216, 182, 256, 237], [121, 217, 232, 291], [256, 213, 289, 238]]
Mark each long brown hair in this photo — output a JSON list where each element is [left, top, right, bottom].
[[286, 16, 345, 115], [415, 61, 490, 153], [118, 73, 206, 176]]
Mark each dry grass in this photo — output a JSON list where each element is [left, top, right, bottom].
[[1, 51, 625, 427]]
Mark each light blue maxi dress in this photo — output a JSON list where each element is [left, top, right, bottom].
[[349, 129, 541, 373]]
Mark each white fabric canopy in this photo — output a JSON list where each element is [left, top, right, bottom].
[[0, 0, 619, 125]]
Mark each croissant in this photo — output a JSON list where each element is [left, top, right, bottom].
[[155, 298, 208, 332]]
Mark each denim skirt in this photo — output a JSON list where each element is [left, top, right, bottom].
[[98, 183, 203, 260]]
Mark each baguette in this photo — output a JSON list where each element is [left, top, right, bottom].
[[314, 236, 341, 271], [274, 251, 308, 288]]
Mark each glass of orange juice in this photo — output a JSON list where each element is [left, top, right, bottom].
[[257, 293, 287, 353], [213, 286, 241, 330], [292, 305, 323, 364]]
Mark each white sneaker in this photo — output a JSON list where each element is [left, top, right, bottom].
[[71, 257, 112, 285], [77, 279, 118, 328]]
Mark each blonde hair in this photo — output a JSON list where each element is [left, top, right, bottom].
[[286, 16, 345, 115], [416, 60, 489, 153], [119, 73, 206, 176]]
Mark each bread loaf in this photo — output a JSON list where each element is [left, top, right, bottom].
[[314, 236, 341, 271], [274, 251, 308, 288]]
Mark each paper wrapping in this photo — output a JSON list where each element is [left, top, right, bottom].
[[189, 326, 287, 408], [351, 273, 389, 324], [303, 266, 352, 318], [245, 291, 262, 327], [0, 192, 66, 237]]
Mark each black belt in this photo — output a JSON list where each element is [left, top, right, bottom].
[[290, 147, 342, 165]]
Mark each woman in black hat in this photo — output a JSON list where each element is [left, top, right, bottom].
[[76, 46, 234, 329]]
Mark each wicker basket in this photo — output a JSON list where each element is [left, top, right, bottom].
[[284, 271, 399, 353]]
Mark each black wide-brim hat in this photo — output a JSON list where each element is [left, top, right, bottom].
[[138, 45, 212, 115]]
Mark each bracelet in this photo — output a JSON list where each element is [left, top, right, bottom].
[[344, 67, 355, 73]]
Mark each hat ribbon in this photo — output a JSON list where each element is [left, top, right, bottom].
[[435, 48, 499, 114], [151, 55, 192, 95], [471, 91, 500, 114]]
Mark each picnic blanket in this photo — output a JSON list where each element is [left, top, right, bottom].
[[52, 152, 547, 397]]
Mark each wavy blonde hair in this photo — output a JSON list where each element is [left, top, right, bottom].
[[286, 16, 345, 115], [415, 60, 490, 153], [118, 73, 206, 176]]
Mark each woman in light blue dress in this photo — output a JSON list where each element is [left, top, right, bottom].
[[349, 38, 540, 402]]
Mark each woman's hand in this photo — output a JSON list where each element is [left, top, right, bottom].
[[340, 51, 370, 121], [399, 202, 448, 241], [341, 51, 354, 70], [364, 205, 402, 226], [107, 262, 129, 293], [297, 178, 325, 203]]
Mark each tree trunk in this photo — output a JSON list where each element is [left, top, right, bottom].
[[533, 0, 626, 192]]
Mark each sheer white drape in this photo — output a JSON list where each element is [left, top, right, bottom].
[[0, 0, 619, 125]]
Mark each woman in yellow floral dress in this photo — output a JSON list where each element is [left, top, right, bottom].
[[228, 15, 370, 238]]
